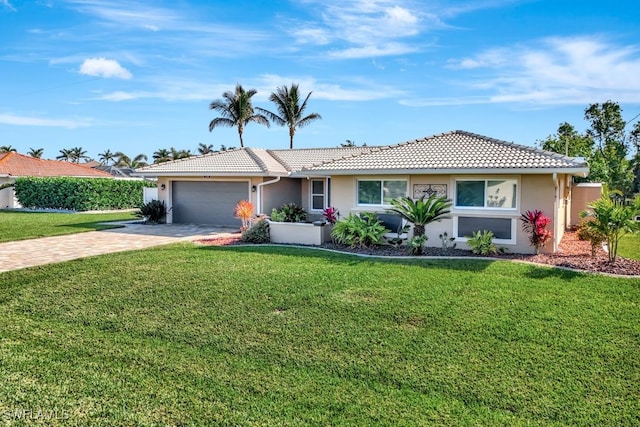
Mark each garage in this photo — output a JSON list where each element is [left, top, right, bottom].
[[171, 181, 249, 226]]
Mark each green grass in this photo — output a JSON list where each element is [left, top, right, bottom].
[[619, 232, 640, 260], [0, 211, 137, 243], [0, 245, 638, 426]]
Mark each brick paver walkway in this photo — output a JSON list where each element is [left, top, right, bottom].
[[0, 222, 237, 273]]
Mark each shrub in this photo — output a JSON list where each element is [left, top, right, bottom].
[[234, 200, 254, 232], [270, 203, 307, 222], [14, 177, 155, 211], [241, 218, 270, 243], [576, 219, 606, 257], [322, 206, 339, 224], [466, 230, 505, 255], [331, 212, 389, 248], [520, 209, 553, 254], [138, 199, 167, 224], [439, 232, 456, 253], [387, 195, 451, 238], [409, 235, 427, 255]]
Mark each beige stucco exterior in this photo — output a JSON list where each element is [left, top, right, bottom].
[[0, 177, 20, 209]]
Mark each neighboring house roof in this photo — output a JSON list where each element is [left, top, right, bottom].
[[93, 165, 138, 178], [134, 131, 589, 177], [0, 152, 113, 178], [303, 131, 589, 176]]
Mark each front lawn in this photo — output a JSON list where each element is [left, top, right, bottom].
[[619, 232, 640, 260], [0, 245, 638, 426], [0, 211, 137, 243]]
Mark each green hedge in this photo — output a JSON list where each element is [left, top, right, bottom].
[[14, 177, 156, 211]]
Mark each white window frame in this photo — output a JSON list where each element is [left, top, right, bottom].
[[309, 179, 326, 212], [454, 177, 519, 211], [356, 178, 408, 207]]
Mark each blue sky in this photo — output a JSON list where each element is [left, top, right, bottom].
[[2, 0, 640, 160]]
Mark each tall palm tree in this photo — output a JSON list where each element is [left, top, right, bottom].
[[115, 152, 148, 168], [98, 149, 116, 165], [209, 84, 269, 148], [69, 146, 89, 163], [197, 143, 214, 155], [56, 148, 72, 161], [153, 148, 172, 164], [258, 83, 322, 149], [170, 147, 191, 160], [0, 145, 17, 153], [27, 147, 44, 158]]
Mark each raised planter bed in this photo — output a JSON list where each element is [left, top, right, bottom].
[[268, 221, 332, 246]]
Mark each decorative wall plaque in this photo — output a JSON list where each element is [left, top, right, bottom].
[[413, 184, 447, 199]]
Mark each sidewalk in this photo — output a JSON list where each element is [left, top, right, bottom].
[[0, 223, 237, 273]]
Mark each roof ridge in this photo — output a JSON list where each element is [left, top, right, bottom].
[[244, 147, 271, 173], [301, 145, 391, 170], [265, 149, 294, 172]]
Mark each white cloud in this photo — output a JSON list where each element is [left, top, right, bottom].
[[1, 0, 16, 11], [433, 36, 640, 106], [0, 113, 92, 128], [79, 57, 132, 79]]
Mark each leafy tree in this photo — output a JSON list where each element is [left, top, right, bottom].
[[98, 149, 116, 165], [153, 148, 172, 164], [114, 152, 148, 168], [258, 83, 321, 149], [209, 84, 269, 148], [0, 145, 17, 153], [197, 143, 214, 155], [630, 121, 640, 194], [388, 195, 452, 239], [540, 122, 593, 157], [27, 147, 44, 158]]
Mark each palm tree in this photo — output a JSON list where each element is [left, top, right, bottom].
[[197, 143, 214, 155], [56, 148, 72, 161], [69, 146, 89, 163], [98, 149, 116, 165], [258, 83, 322, 149], [170, 147, 191, 160], [209, 84, 269, 148], [153, 148, 172, 164], [115, 152, 148, 168], [28, 147, 44, 158], [0, 145, 17, 153], [388, 195, 452, 239]]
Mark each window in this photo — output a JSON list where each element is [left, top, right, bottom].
[[456, 216, 513, 240], [310, 179, 325, 211], [357, 180, 407, 206], [455, 179, 517, 209]]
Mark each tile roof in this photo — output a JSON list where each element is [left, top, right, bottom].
[[135, 146, 375, 176], [134, 131, 589, 177], [302, 131, 588, 173], [0, 152, 113, 178]]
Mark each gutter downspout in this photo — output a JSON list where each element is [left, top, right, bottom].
[[256, 176, 281, 215], [552, 172, 559, 253]]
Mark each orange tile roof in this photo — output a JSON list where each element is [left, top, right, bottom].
[[0, 152, 113, 178]]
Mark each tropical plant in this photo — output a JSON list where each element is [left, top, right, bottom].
[[153, 148, 172, 163], [387, 195, 452, 247], [241, 218, 270, 243], [98, 149, 116, 165], [114, 152, 148, 168], [197, 143, 214, 155], [234, 200, 254, 232], [520, 209, 553, 254], [269, 208, 286, 222], [466, 230, 504, 255], [580, 192, 639, 262], [278, 203, 307, 222], [439, 232, 456, 253], [384, 223, 410, 247], [26, 147, 44, 158], [138, 199, 167, 224], [0, 145, 17, 153], [56, 148, 72, 162], [331, 212, 389, 248], [576, 218, 606, 257], [409, 235, 427, 255], [322, 206, 339, 224], [257, 83, 321, 149], [170, 147, 191, 160], [209, 84, 269, 147]]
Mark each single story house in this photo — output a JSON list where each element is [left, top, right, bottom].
[[0, 152, 113, 209], [135, 130, 589, 254]]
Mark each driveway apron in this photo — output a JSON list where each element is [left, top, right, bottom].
[[0, 223, 236, 273]]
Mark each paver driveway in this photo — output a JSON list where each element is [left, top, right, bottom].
[[0, 222, 237, 273]]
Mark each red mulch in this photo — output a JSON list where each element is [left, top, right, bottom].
[[196, 231, 640, 277]]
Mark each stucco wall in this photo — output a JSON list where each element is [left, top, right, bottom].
[[329, 173, 560, 254], [0, 177, 17, 209], [261, 177, 301, 215], [570, 183, 602, 226]]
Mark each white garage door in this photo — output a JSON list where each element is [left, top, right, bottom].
[[172, 181, 248, 226]]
